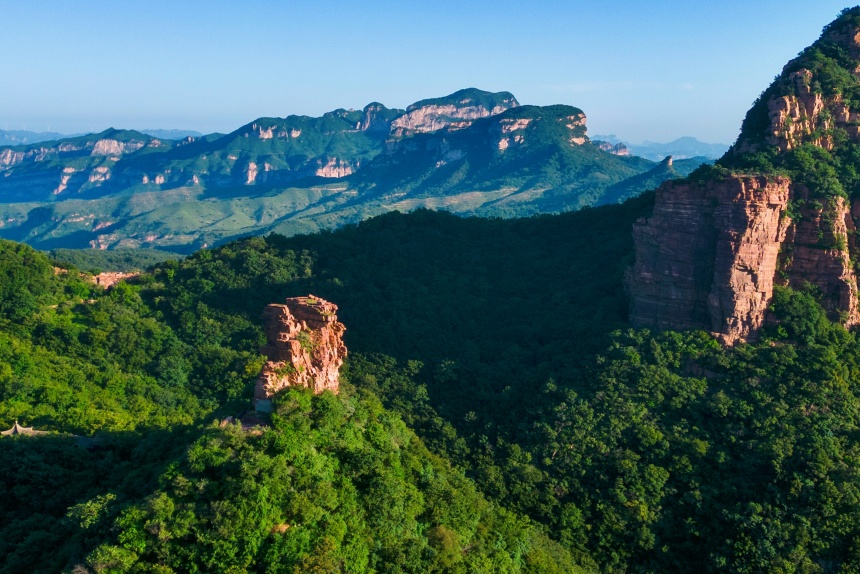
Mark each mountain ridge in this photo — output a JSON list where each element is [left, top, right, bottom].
[[627, 6, 860, 344], [0, 88, 705, 251]]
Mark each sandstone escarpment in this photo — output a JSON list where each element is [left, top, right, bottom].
[[254, 295, 347, 412], [627, 176, 860, 343], [627, 176, 792, 344], [593, 141, 629, 156], [313, 157, 356, 178], [359, 102, 393, 132], [390, 91, 518, 138], [751, 69, 860, 153], [781, 193, 860, 326], [91, 138, 146, 156]]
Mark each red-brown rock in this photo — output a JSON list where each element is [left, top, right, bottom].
[[253, 295, 347, 412], [780, 192, 860, 327], [626, 176, 791, 344], [627, 176, 860, 344]]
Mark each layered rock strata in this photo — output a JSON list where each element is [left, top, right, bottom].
[[390, 93, 519, 138], [626, 176, 860, 344], [781, 193, 860, 327], [253, 295, 347, 412]]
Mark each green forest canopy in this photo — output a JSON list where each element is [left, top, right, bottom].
[[3, 197, 860, 572]]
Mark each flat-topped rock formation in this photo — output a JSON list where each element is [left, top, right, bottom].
[[253, 295, 347, 412]]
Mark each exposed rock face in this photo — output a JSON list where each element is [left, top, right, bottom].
[[359, 102, 393, 132], [494, 118, 531, 151], [254, 295, 347, 412], [781, 192, 860, 327], [253, 124, 275, 139], [627, 176, 860, 344], [627, 176, 791, 344], [390, 93, 518, 138], [88, 166, 111, 183], [92, 272, 139, 289], [55, 167, 76, 194], [91, 138, 146, 156], [246, 162, 258, 184], [0, 149, 26, 168], [314, 157, 355, 178], [594, 141, 630, 156], [731, 17, 860, 155], [751, 69, 860, 153]]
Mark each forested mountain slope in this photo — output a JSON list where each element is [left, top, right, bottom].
[[0, 89, 702, 252], [5, 191, 860, 571], [11, 7, 860, 573], [0, 235, 590, 574]]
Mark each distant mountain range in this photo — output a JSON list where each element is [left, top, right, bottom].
[[592, 134, 729, 161], [0, 128, 203, 146], [0, 129, 72, 146], [0, 89, 710, 252]]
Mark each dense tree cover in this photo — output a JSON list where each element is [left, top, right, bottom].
[[88, 383, 587, 573], [0, 236, 586, 572], [49, 248, 183, 274], [130, 204, 860, 571], [8, 194, 860, 570]]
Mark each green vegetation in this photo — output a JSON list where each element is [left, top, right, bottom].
[[49, 248, 183, 273], [90, 386, 586, 573], [10, 13, 860, 569], [716, 8, 860, 199], [600, 156, 708, 204], [0, 231, 595, 573], [7, 193, 860, 570], [0, 91, 704, 252]]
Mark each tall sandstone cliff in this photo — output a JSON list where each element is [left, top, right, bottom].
[[627, 9, 860, 344], [626, 177, 860, 344], [253, 295, 347, 412]]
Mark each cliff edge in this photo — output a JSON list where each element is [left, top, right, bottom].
[[626, 8, 860, 344]]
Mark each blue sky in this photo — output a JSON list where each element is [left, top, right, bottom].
[[0, 1, 855, 143]]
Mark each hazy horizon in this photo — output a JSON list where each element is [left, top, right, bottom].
[[1, 0, 855, 143]]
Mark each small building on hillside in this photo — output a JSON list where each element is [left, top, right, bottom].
[[1, 421, 47, 437]]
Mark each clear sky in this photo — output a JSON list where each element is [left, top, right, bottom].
[[0, 1, 855, 144]]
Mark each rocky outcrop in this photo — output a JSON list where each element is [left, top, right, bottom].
[[731, 15, 860, 155], [55, 167, 76, 194], [781, 193, 860, 326], [0, 148, 26, 168], [246, 162, 258, 184], [254, 295, 347, 412], [740, 68, 860, 153], [92, 272, 139, 289], [494, 118, 531, 151], [390, 91, 518, 138], [594, 141, 630, 156], [91, 138, 146, 156], [314, 157, 355, 178], [88, 166, 111, 183], [626, 176, 860, 344], [627, 176, 792, 344], [359, 102, 393, 132]]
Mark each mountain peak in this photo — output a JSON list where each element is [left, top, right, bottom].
[[405, 88, 519, 112], [390, 88, 519, 138], [724, 7, 860, 161]]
